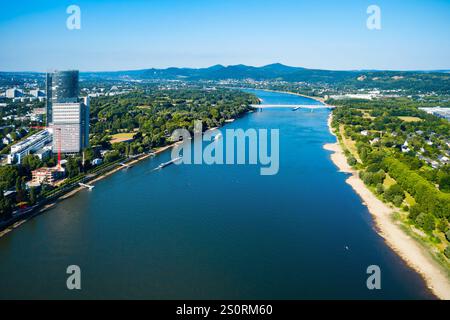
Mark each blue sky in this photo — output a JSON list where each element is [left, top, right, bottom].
[[1, 0, 449, 71]]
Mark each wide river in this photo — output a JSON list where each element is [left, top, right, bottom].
[[0, 89, 433, 299]]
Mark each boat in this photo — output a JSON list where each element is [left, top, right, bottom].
[[156, 157, 182, 170], [292, 106, 301, 111]]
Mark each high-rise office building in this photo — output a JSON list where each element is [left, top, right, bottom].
[[47, 70, 89, 154], [45, 73, 52, 124], [46, 70, 79, 125]]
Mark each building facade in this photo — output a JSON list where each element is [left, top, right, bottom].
[[6, 88, 23, 98], [7, 130, 52, 164], [46, 70, 89, 154], [31, 167, 63, 186]]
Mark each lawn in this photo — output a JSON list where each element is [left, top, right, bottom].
[[110, 132, 135, 144], [398, 116, 422, 122], [339, 124, 362, 163], [404, 192, 416, 206], [383, 174, 396, 188]]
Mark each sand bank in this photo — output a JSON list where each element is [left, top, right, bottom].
[[324, 114, 450, 300]]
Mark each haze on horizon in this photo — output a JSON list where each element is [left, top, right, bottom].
[[1, 0, 449, 72]]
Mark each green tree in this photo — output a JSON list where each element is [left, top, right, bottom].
[[0, 165, 19, 190], [21, 155, 42, 173], [66, 157, 81, 178], [416, 213, 435, 233], [347, 155, 357, 166], [446, 230, 450, 242], [104, 150, 120, 163], [408, 204, 422, 221], [439, 174, 450, 193], [384, 184, 405, 203], [0, 189, 13, 219], [444, 246, 450, 259], [437, 220, 448, 233], [29, 187, 38, 205], [376, 183, 384, 195], [393, 195, 404, 207]]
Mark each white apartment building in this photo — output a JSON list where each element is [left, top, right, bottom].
[[7, 130, 52, 164], [6, 88, 23, 98]]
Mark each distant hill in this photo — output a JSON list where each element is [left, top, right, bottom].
[[2, 64, 449, 93], [81, 63, 361, 83]]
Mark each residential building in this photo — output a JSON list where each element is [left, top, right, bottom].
[[5, 88, 23, 98], [30, 89, 45, 98], [35, 147, 52, 161], [31, 167, 64, 186], [7, 130, 52, 164], [91, 158, 103, 166]]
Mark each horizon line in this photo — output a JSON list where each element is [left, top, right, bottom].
[[1, 63, 450, 74]]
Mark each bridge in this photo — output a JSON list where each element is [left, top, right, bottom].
[[251, 104, 335, 109]]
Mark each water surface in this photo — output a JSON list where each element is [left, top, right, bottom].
[[0, 89, 433, 299]]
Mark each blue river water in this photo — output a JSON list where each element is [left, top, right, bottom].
[[0, 89, 433, 299]]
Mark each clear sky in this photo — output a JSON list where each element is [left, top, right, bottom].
[[1, 0, 449, 71]]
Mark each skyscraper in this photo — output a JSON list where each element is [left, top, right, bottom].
[[46, 70, 89, 154], [51, 70, 79, 103], [45, 73, 52, 124]]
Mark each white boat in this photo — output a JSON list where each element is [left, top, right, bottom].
[[156, 157, 182, 169]]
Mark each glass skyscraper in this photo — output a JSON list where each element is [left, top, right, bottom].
[[46, 70, 89, 153]]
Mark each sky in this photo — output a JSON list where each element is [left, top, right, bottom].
[[1, 0, 449, 71]]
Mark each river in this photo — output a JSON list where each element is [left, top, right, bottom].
[[0, 89, 433, 299]]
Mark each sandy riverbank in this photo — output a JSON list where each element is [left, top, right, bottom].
[[324, 113, 450, 300]]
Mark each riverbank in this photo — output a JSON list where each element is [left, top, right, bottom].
[[0, 107, 249, 238], [324, 113, 450, 300], [0, 143, 177, 239], [252, 88, 327, 105]]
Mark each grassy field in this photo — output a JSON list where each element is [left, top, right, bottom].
[[383, 174, 396, 188], [398, 116, 423, 122], [355, 109, 375, 120], [404, 191, 416, 206], [384, 174, 416, 206], [339, 124, 362, 163], [110, 132, 135, 144]]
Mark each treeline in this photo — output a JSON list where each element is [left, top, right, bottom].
[[331, 96, 450, 259], [383, 157, 450, 220], [332, 97, 450, 188], [89, 88, 258, 151]]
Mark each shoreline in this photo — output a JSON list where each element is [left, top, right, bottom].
[[324, 113, 450, 300], [0, 109, 246, 238], [248, 88, 327, 105], [0, 143, 177, 239]]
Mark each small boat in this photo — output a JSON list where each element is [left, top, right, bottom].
[[156, 157, 182, 170], [292, 106, 301, 111]]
